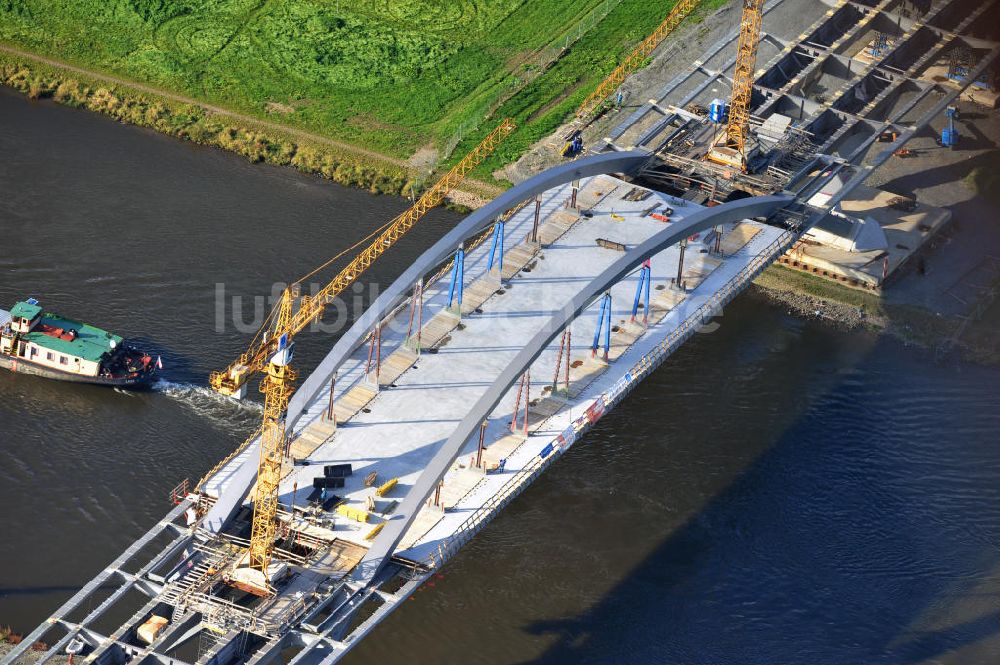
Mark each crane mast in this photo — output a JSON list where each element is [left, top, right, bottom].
[[707, 0, 765, 171], [244, 292, 296, 586], [223, 119, 515, 595]]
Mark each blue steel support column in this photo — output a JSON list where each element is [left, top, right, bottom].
[[602, 294, 612, 360], [446, 255, 458, 306], [486, 221, 505, 276], [447, 245, 465, 310], [630, 260, 651, 323], [590, 293, 609, 358], [630, 272, 643, 321]]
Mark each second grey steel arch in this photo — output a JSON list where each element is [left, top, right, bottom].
[[286, 150, 653, 429], [354, 193, 793, 583]]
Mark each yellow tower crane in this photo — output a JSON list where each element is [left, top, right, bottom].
[[216, 119, 515, 595], [706, 0, 765, 172]]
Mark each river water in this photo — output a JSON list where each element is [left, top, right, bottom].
[[2, 87, 1000, 664]]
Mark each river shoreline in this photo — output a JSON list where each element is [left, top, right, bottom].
[[752, 265, 999, 366], [0, 45, 507, 208], [1, 46, 992, 368], [0, 50, 417, 197]]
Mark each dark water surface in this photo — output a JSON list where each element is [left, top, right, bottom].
[[2, 87, 1000, 665], [0, 86, 460, 628]]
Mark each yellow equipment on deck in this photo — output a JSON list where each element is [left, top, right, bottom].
[[375, 477, 398, 497], [336, 504, 371, 524], [213, 119, 514, 595]]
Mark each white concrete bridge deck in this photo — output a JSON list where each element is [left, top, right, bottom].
[[204, 175, 786, 561]]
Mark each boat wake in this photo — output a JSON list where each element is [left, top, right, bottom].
[[154, 380, 263, 428]]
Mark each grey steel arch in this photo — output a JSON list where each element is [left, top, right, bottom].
[[355, 193, 793, 583], [286, 149, 651, 429], [202, 150, 652, 535]]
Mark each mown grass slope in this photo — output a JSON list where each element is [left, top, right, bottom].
[[0, 0, 704, 165]]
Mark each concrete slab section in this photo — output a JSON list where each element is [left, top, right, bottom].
[[720, 223, 763, 255], [780, 184, 952, 291]]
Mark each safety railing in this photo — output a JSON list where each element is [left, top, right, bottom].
[[194, 423, 264, 494], [624, 229, 797, 384], [419, 451, 550, 570]]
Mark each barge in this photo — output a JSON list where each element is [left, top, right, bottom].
[[0, 299, 159, 388]]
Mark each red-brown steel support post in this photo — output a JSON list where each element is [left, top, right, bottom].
[[564, 330, 571, 391], [326, 371, 337, 423], [365, 324, 383, 386], [406, 283, 417, 338], [676, 238, 688, 288], [552, 329, 567, 390], [510, 373, 525, 433], [365, 329, 375, 375], [522, 370, 531, 436], [532, 195, 541, 243], [476, 420, 487, 469], [375, 323, 382, 385], [415, 279, 424, 352]]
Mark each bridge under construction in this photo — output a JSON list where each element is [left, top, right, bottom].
[[4, 0, 996, 663]]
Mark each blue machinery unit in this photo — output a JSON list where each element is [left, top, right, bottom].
[[942, 106, 959, 148], [948, 47, 994, 91], [869, 32, 889, 58], [561, 130, 584, 158], [709, 98, 728, 124]]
